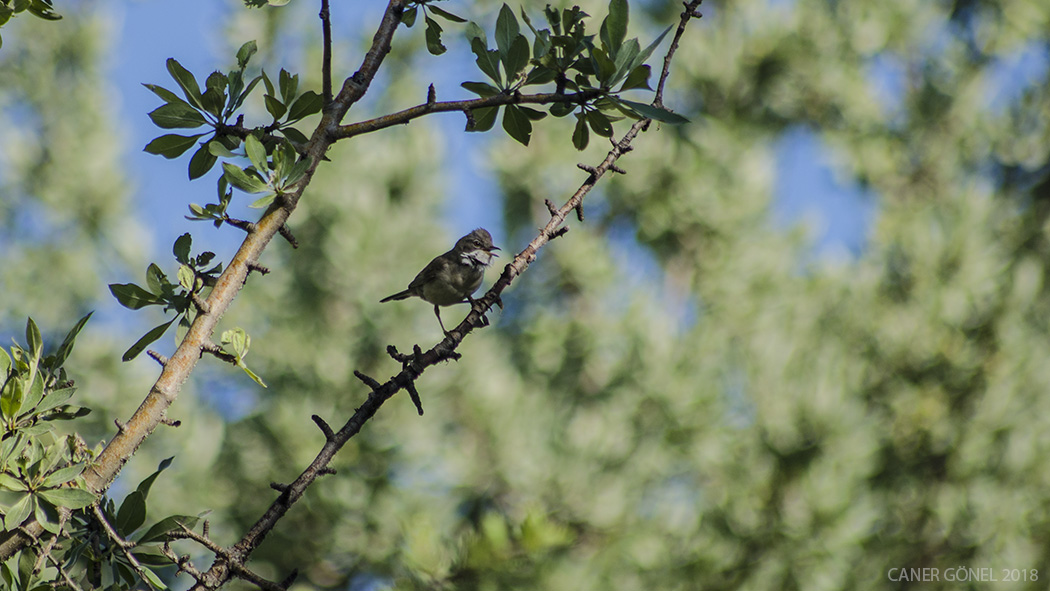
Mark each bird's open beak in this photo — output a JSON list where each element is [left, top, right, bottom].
[[489, 246, 500, 257]]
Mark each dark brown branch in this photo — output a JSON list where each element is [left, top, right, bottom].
[[311, 414, 334, 439], [277, 224, 299, 248], [353, 370, 382, 391], [320, 0, 333, 106], [247, 262, 270, 276], [405, 381, 424, 416], [655, 0, 703, 107], [146, 350, 168, 367], [332, 90, 600, 140], [200, 343, 238, 365], [224, 217, 255, 233]]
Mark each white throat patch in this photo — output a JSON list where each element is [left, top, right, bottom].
[[461, 250, 491, 268]]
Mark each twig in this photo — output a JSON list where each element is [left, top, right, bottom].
[[90, 504, 161, 589], [332, 90, 600, 140], [320, 0, 333, 106], [655, 0, 703, 107]]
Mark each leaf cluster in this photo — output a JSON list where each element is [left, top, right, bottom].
[[0, 317, 93, 534], [401, 0, 468, 56], [108, 234, 223, 362], [143, 41, 322, 181], [2, 458, 202, 591], [459, 1, 683, 148], [215, 134, 310, 211], [0, 0, 61, 50]]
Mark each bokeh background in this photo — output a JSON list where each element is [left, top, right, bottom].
[[3, 0, 1050, 589]]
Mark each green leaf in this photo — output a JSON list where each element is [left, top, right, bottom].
[[264, 94, 287, 121], [550, 101, 575, 117], [587, 109, 614, 137], [610, 38, 640, 87], [116, 490, 147, 534], [25, 318, 42, 361], [287, 91, 323, 121], [148, 103, 207, 129], [280, 126, 310, 145], [467, 106, 499, 132], [34, 386, 75, 414], [401, 5, 417, 26], [618, 99, 690, 123], [207, 140, 237, 158], [109, 283, 161, 310], [425, 16, 447, 55], [261, 69, 275, 97], [465, 21, 487, 47], [143, 83, 191, 109], [4, 494, 32, 530], [173, 233, 192, 265], [205, 71, 228, 99], [278, 69, 298, 105], [222, 163, 270, 193], [145, 133, 203, 159], [23, 373, 44, 411], [471, 38, 503, 87], [429, 5, 466, 23], [0, 473, 27, 492], [166, 58, 204, 110], [572, 114, 590, 150], [631, 25, 672, 73], [145, 263, 166, 295], [1, 378, 24, 421], [231, 75, 262, 113], [503, 34, 530, 80], [495, 4, 520, 59], [26, 0, 60, 20], [524, 67, 557, 86], [41, 464, 85, 488], [37, 487, 96, 509], [601, 0, 628, 54], [239, 363, 268, 388], [249, 193, 277, 209], [244, 135, 269, 174], [618, 64, 651, 91], [177, 265, 195, 291], [222, 328, 250, 358], [236, 40, 258, 69], [283, 158, 310, 188], [461, 81, 501, 97], [53, 312, 91, 369], [189, 142, 219, 180], [502, 105, 532, 146], [122, 318, 177, 362], [590, 46, 617, 87]]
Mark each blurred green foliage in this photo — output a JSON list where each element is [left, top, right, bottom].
[[3, 0, 1050, 589]]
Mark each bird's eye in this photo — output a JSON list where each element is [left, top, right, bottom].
[[473, 240, 482, 247]]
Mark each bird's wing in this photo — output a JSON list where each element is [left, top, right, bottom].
[[407, 251, 451, 292]]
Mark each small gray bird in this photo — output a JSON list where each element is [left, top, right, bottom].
[[381, 228, 500, 334]]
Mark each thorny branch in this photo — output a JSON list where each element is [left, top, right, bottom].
[[0, 0, 703, 585], [179, 2, 702, 589]]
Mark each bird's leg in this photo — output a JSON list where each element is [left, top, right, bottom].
[[434, 305, 450, 336]]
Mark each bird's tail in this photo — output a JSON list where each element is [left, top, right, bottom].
[[380, 290, 412, 303]]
